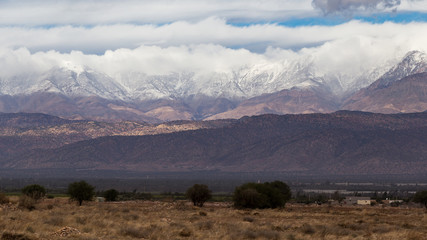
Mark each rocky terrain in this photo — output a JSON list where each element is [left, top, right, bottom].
[[342, 72, 427, 113], [0, 112, 233, 158]]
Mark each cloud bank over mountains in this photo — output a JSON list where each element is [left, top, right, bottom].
[[1, 20, 426, 80], [0, 0, 426, 94]]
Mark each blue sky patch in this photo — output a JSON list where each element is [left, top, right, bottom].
[[229, 11, 427, 27]]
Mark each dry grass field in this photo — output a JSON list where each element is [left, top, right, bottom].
[[1, 197, 427, 240]]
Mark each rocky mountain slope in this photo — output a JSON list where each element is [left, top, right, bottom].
[[342, 72, 427, 113], [0, 112, 233, 158], [212, 51, 427, 119], [342, 51, 427, 112], [3, 111, 427, 176], [207, 84, 339, 120]]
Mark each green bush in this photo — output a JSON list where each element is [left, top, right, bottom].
[[68, 180, 95, 206], [233, 181, 291, 209], [234, 187, 268, 209], [186, 184, 212, 207], [22, 184, 46, 201], [413, 190, 427, 208], [104, 189, 119, 202]]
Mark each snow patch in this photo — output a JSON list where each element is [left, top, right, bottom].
[[60, 61, 85, 75]]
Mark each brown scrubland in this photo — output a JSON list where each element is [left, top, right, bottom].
[[0, 197, 427, 240]]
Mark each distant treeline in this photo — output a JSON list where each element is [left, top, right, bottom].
[[2, 175, 427, 195]]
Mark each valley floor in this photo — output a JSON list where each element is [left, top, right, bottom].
[[1, 198, 426, 240]]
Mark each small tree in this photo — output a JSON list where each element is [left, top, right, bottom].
[[104, 189, 119, 202], [186, 184, 212, 207], [68, 181, 95, 206], [413, 190, 427, 209], [22, 184, 46, 201]]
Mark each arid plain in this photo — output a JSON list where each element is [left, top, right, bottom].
[[1, 197, 427, 240]]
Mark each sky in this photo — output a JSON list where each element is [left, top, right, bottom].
[[0, 0, 427, 79]]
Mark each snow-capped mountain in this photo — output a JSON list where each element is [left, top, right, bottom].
[[367, 51, 427, 90], [0, 64, 128, 101], [0, 52, 395, 101], [342, 51, 427, 113], [112, 56, 392, 101], [0, 50, 425, 122]]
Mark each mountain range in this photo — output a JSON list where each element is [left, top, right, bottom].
[[0, 51, 426, 122], [1, 111, 427, 176]]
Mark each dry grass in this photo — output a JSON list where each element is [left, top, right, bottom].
[[0, 198, 426, 239]]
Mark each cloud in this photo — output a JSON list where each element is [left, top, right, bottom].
[[0, 18, 426, 55], [1, 21, 426, 92], [0, 0, 425, 98], [0, 0, 314, 26], [0, 0, 425, 28], [312, 0, 402, 15]]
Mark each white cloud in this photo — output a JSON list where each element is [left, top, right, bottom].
[[0, 0, 314, 26], [0, 21, 426, 82], [1, 0, 424, 28], [399, 0, 427, 11], [0, 0, 425, 93], [0, 18, 425, 55], [0, 0, 425, 99]]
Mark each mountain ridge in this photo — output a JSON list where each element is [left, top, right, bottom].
[[2, 111, 427, 176]]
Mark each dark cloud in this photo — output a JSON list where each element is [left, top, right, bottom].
[[312, 0, 401, 15]]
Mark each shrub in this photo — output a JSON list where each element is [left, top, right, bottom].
[[234, 187, 268, 209], [0, 192, 9, 204], [68, 180, 95, 206], [233, 181, 291, 209], [196, 221, 213, 230], [25, 226, 35, 234], [179, 228, 192, 237], [18, 195, 36, 210], [186, 184, 212, 207], [44, 216, 64, 226], [332, 191, 345, 203], [104, 189, 119, 202], [21, 184, 46, 201], [301, 224, 316, 235], [120, 226, 148, 238], [413, 190, 427, 208], [1, 232, 34, 240]]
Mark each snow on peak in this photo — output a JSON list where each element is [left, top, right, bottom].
[[0, 50, 424, 102], [60, 61, 85, 75], [403, 50, 426, 62]]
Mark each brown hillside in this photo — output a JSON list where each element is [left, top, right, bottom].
[[4, 111, 427, 176]]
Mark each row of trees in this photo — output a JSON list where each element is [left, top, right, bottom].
[[186, 181, 291, 208], [17, 181, 99, 208], [68, 181, 119, 205], [11, 181, 427, 209]]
